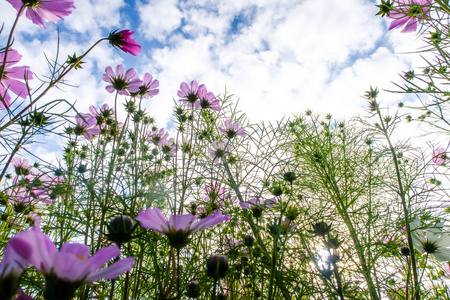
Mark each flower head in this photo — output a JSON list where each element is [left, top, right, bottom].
[[208, 141, 232, 164], [102, 65, 142, 96], [432, 147, 446, 165], [194, 85, 220, 111], [9, 225, 135, 298], [388, 0, 432, 33], [0, 243, 29, 300], [6, 0, 75, 28], [107, 29, 141, 56], [218, 120, 246, 139], [0, 50, 33, 109], [11, 157, 32, 176], [159, 133, 177, 157], [239, 197, 276, 218], [136, 207, 229, 249], [178, 80, 203, 107], [411, 220, 450, 261], [132, 73, 159, 98], [75, 112, 100, 140]]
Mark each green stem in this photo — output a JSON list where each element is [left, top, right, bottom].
[[375, 110, 420, 300]]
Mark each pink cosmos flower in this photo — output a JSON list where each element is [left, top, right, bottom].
[[194, 85, 221, 111], [133, 73, 159, 98], [11, 157, 32, 175], [6, 0, 75, 29], [432, 147, 446, 165], [388, 0, 432, 33], [148, 128, 167, 145], [178, 80, 203, 107], [208, 141, 232, 164], [159, 133, 177, 157], [136, 207, 229, 249], [204, 182, 237, 209], [9, 225, 135, 293], [0, 50, 33, 109], [107, 30, 141, 56], [0, 243, 29, 300], [89, 104, 113, 119], [75, 112, 100, 140], [102, 65, 142, 96], [239, 197, 277, 210], [218, 120, 246, 139]]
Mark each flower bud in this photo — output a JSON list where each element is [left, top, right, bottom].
[[311, 221, 331, 237], [244, 235, 254, 248], [283, 172, 296, 183], [206, 255, 228, 280], [270, 186, 283, 196], [285, 206, 300, 221], [400, 246, 410, 257], [324, 235, 341, 249], [214, 293, 226, 300], [106, 215, 136, 248], [251, 206, 262, 218], [185, 281, 200, 298]]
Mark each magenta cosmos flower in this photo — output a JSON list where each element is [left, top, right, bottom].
[[432, 147, 446, 165], [75, 112, 100, 140], [132, 73, 159, 98], [136, 207, 229, 249], [208, 141, 232, 164], [0, 50, 33, 109], [0, 243, 29, 300], [178, 80, 204, 107], [6, 0, 75, 29], [388, 0, 431, 33], [102, 65, 142, 96], [218, 120, 246, 139], [194, 85, 221, 111], [107, 29, 141, 56], [9, 225, 135, 299]]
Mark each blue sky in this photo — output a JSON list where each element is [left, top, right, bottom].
[[0, 0, 429, 159]]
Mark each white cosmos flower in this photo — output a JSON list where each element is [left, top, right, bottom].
[[410, 220, 450, 262]]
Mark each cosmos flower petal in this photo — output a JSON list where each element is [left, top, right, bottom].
[[190, 211, 229, 233], [89, 257, 135, 281], [170, 215, 196, 232], [89, 245, 121, 269], [136, 207, 170, 233]]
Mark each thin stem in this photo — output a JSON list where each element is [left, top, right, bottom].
[[375, 110, 420, 300]]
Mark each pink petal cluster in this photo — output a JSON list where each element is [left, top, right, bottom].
[[136, 207, 229, 249], [177, 80, 221, 111], [208, 141, 232, 164], [102, 65, 142, 96], [75, 112, 100, 140], [8, 225, 135, 282], [107, 30, 141, 56], [0, 50, 33, 109], [6, 0, 75, 28], [432, 147, 446, 165], [6, 161, 66, 206], [178, 80, 201, 107], [159, 133, 177, 157], [239, 197, 277, 209], [388, 0, 432, 33], [135, 73, 159, 98], [218, 120, 246, 139], [204, 182, 237, 209], [195, 85, 221, 111], [148, 128, 167, 145]]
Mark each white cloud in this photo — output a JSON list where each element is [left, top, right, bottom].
[[0, 0, 435, 163], [138, 0, 183, 41]]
